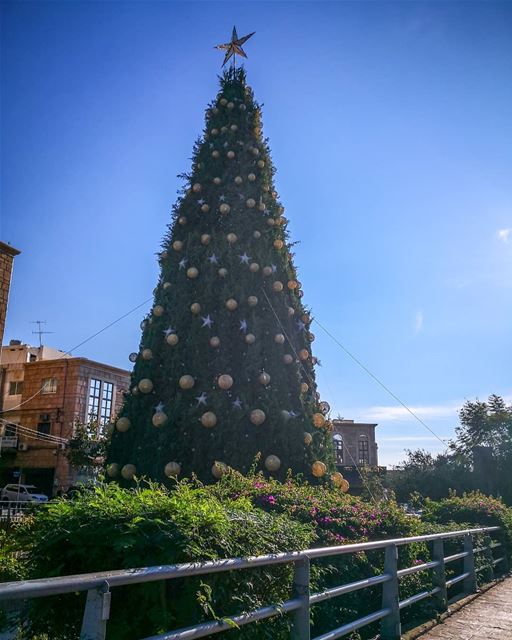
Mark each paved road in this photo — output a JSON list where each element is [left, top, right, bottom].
[[420, 578, 512, 640]]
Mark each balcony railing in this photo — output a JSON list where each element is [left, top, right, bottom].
[[0, 525, 507, 640]]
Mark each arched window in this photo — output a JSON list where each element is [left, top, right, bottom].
[[333, 433, 343, 464], [358, 435, 369, 465]]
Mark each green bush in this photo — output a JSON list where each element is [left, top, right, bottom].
[[2, 480, 510, 640], [4, 481, 313, 639]]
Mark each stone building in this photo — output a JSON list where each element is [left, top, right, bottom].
[[332, 418, 383, 492], [0, 241, 21, 346], [0, 342, 130, 496]]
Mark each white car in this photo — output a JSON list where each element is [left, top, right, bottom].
[[0, 484, 49, 503]]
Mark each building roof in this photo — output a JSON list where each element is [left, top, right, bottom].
[[25, 355, 130, 377], [333, 419, 378, 428], [0, 241, 21, 257]]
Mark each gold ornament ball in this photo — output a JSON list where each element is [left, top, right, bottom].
[[211, 461, 227, 479], [300, 382, 309, 393], [201, 234, 211, 245], [331, 472, 344, 488], [227, 233, 238, 244], [173, 240, 183, 251], [257, 160, 265, 168], [166, 333, 179, 346], [253, 230, 261, 239], [213, 176, 222, 185], [252, 147, 260, 156], [121, 464, 137, 480], [239, 103, 246, 111], [138, 378, 154, 394], [258, 202, 266, 211], [116, 417, 131, 432], [249, 262, 260, 273], [230, 124, 238, 131], [187, 267, 199, 279], [225, 298, 238, 311], [247, 173, 256, 182], [212, 150, 220, 158], [259, 372, 271, 385], [234, 176, 243, 184], [283, 354, 294, 365], [190, 303, 201, 315], [272, 281, 284, 293], [217, 374, 234, 390], [201, 204, 210, 213], [262, 266, 272, 277], [247, 295, 258, 306], [246, 198, 256, 208], [211, 128, 219, 136], [220, 203, 231, 215], [267, 218, 276, 227], [245, 333, 256, 344], [218, 267, 228, 278], [152, 411, 168, 427], [250, 409, 266, 426], [274, 240, 284, 250], [281, 410, 291, 421], [201, 411, 217, 428], [164, 461, 181, 478], [219, 98, 228, 106], [288, 307, 295, 316], [304, 432, 313, 446], [262, 184, 270, 192], [178, 216, 187, 225], [153, 305, 164, 317], [141, 348, 153, 360], [340, 479, 350, 493], [313, 413, 326, 429], [299, 349, 310, 361], [210, 336, 220, 348], [221, 126, 228, 134], [274, 333, 285, 344], [106, 463, 119, 477], [311, 461, 327, 478], [179, 375, 195, 390], [227, 150, 235, 159], [227, 101, 234, 110], [265, 455, 281, 472], [192, 183, 202, 193], [163, 281, 171, 290], [287, 280, 298, 290]]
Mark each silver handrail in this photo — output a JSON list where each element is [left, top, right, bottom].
[[0, 525, 506, 640]]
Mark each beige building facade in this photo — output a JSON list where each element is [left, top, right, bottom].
[[332, 418, 382, 492], [0, 342, 129, 496], [0, 242, 20, 347]]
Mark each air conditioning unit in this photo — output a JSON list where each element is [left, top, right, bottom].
[[18, 442, 29, 452]]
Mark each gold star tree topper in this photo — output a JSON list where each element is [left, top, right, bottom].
[[215, 26, 255, 67]]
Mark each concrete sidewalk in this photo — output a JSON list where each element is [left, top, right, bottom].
[[418, 578, 512, 640]]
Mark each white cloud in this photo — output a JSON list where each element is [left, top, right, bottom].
[[379, 435, 450, 443], [414, 310, 424, 334], [361, 404, 459, 422], [497, 228, 511, 243]]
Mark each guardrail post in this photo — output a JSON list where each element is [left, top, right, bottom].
[[482, 534, 495, 583], [80, 580, 110, 640], [291, 557, 310, 640], [463, 534, 477, 595], [432, 538, 447, 612], [380, 543, 401, 640]]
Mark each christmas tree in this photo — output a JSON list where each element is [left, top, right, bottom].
[[106, 41, 335, 485]]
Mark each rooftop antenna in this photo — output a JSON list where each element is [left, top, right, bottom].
[[30, 320, 53, 347]]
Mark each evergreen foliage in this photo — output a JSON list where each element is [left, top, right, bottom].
[[107, 68, 334, 484]]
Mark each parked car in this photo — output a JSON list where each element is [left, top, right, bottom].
[[0, 484, 49, 503]]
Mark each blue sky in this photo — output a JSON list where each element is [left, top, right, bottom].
[[2, 1, 511, 466]]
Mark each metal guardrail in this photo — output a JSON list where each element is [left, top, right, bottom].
[[0, 526, 507, 640], [0, 501, 40, 525]]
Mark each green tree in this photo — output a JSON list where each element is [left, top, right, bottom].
[[106, 68, 334, 485]]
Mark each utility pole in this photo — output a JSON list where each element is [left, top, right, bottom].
[[30, 320, 53, 347]]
